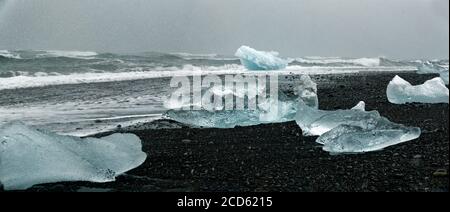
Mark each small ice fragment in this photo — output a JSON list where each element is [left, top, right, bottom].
[[386, 75, 449, 104], [235, 46, 288, 70], [351, 101, 366, 111], [0, 122, 147, 190]]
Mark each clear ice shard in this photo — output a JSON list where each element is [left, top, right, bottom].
[[318, 119, 421, 154], [417, 61, 449, 85], [0, 122, 147, 190], [164, 75, 318, 128], [295, 101, 421, 154], [295, 101, 380, 136], [386, 75, 449, 104], [235, 46, 288, 70]]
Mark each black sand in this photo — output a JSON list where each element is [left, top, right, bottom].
[[19, 72, 450, 192]]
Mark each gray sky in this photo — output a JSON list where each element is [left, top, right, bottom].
[[0, 0, 448, 59]]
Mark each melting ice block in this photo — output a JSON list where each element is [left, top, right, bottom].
[[317, 118, 421, 154], [386, 75, 449, 104], [235, 46, 288, 70], [295, 101, 421, 154], [165, 75, 318, 128], [0, 122, 147, 190], [295, 101, 380, 136]]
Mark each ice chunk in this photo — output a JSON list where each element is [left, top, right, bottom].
[[0, 122, 147, 190], [165, 75, 318, 128], [235, 46, 288, 70], [351, 101, 366, 111], [295, 101, 380, 136], [318, 120, 421, 154], [386, 75, 449, 104], [295, 101, 421, 154]]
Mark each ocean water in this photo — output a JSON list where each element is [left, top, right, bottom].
[[0, 50, 446, 136]]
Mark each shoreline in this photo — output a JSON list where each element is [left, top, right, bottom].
[[4, 71, 449, 192]]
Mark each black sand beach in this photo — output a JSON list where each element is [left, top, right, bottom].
[[18, 72, 450, 192]]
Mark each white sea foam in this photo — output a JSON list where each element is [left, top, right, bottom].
[[0, 65, 416, 91], [36, 50, 98, 59], [0, 50, 21, 59], [171, 52, 236, 60], [292, 57, 381, 67]]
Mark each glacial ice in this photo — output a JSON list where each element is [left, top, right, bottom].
[[165, 75, 318, 128], [295, 101, 380, 136], [386, 75, 449, 104], [318, 119, 421, 154], [235, 46, 288, 70], [0, 122, 147, 190], [295, 101, 421, 154]]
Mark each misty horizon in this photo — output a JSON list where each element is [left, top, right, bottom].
[[0, 0, 449, 60]]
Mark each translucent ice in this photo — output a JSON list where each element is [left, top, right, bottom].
[[295, 101, 421, 154], [295, 101, 381, 136], [0, 122, 147, 190], [235, 46, 288, 70], [318, 119, 421, 154], [165, 75, 318, 128], [386, 75, 449, 104]]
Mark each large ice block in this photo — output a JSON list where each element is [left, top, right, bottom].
[[235, 46, 288, 70], [0, 122, 147, 190], [386, 75, 449, 104], [318, 119, 421, 154], [165, 75, 318, 128], [295, 101, 421, 154], [295, 101, 381, 136]]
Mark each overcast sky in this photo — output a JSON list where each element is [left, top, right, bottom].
[[0, 0, 448, 59]]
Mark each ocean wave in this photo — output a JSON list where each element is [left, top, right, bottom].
[[0, 50, 98, 60], [170, 52, 238, 61], [36, 50, 98, 59], [0, 50, 22, 59], [290, 57, 381, 67], [0, 64, 418, 91]]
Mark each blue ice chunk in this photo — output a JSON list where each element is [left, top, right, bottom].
[[0, 122, 147, 190], [235, 46, 288, 70], [295, 101, 421, 154], [387, 75, 449, 104], [164, 75, 318, 128]]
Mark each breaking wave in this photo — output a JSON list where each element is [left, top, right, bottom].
[[0, 64, 418, 91], [0, 50, 442, 90]]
